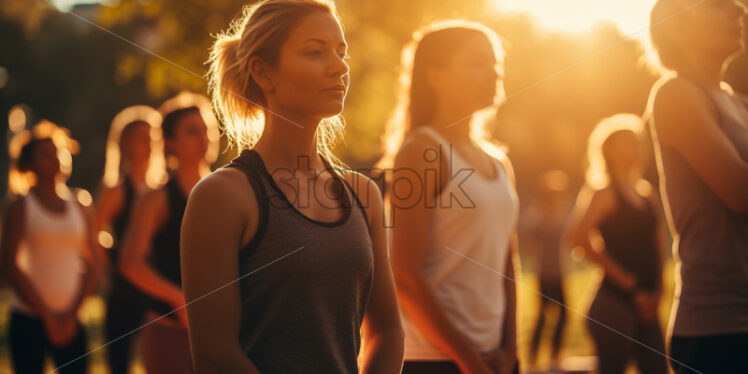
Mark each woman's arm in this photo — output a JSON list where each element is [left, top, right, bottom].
[[92, 183, 125, 270], [180, 169, 259, 373], [390, 136, 492, 374], [652, 77, 748, 212], [119, 189, 185, 319], [645, 182, 667, 297], [564, 186, 638, 292], [346, 172, 404, 374], [500, 234, 518, 354]]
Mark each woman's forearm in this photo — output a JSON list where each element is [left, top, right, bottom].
[[9, 268, 54, 318], [359, 328, 405, 374], [575, 239, 637, 291], [500, 250, 518, 352], [397, 275, 485, 372], [120, 259, 184, 308], [63, 258, 98, 318]]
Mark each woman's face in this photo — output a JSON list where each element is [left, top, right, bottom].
[[433, 34, 501, 115], [30, 139, 61, 180], [166, 111, 209, 164], [267, 11, 349, 120], [606, 131, 642, 173], [686, 0, 747, 57], [120, 121, 152, 168]]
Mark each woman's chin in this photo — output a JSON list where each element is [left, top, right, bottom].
[[318, 103, 345, 118]]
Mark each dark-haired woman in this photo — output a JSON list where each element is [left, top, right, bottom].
[[2, 123, 98, 374], [119, 93, 219, 374]]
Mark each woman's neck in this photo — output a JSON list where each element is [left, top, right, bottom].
[[174, 161, 204, 195], [125, 161, 148, 185], [677, 54, 729, 90], [32, 178, 59, 199], [253, 112, 324, 171], [428, 106, 473, 144], [609, 168, 637, 190]]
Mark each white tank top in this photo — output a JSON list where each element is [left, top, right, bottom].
[[401, 127, 519, 360], [11, 192, 87, 315]]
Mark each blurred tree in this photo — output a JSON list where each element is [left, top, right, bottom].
[[1, 0, 746, 204]]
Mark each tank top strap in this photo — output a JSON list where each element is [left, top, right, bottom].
[[225, 150, 271, 257], [23, 192, 42, 217], [677, 75, 729, 125], [409, 126, 450, 147], [24, 191, 78, 222], [320, 158, 370, 229]]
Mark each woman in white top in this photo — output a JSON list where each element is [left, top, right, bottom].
[[380, 20, 520, 374], [2, 122, 98, 374]]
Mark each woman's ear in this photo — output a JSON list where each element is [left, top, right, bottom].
[[249, 56, 275, 94]]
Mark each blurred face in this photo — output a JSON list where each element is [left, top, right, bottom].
[[433, 34, 501, 115], [605, 131, 642, 174], [268, 11, 349, 120], [685, 0, 747, 57], [30, 139, 61, 180], [166, 111, 209, 164], [120, 121, 152, 168]]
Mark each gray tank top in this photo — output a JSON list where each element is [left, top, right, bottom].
[[226, 149, 374, 373], [651, 80, 748, 336]]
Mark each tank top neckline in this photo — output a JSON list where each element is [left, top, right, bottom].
[[27, 190, 73, 219], [412, 126, 503, 183], [247, 149, 352, 228], [677, 75, 748, 129]]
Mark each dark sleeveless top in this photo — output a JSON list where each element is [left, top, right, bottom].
[[598, 185, 660, 298], [650, 79, 748, 335], [110, 177, 136, 267], [148, 177, 187, 318], [226, 149, 374, 374], [109, 177, 150, 302]]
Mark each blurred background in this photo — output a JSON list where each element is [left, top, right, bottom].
[[1, 0, 748, 373]]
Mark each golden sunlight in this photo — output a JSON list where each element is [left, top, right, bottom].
[[492, 0, 658, 36]]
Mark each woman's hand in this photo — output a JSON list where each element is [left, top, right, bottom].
[[633, 290, 659, 323], [462, 355, 494, 374], [482, 347, 516, 374], [44, 314, 79, 348], [171, 294, 189, 329]]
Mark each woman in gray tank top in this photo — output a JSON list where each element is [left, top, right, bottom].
[[648, 0, 748, 372], [180, 1, 404, 373]]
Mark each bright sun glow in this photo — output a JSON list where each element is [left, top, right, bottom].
[[492, 0, 658, 36]]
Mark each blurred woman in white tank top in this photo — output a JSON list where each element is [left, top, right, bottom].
[[378, 20, 520, 374], [2, 121, 98, 374]]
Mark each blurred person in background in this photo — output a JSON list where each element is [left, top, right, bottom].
[[94, 105, 165, 374], [565, 114, 667, 374], [1, 121, 99, 374], [522, 170, 571, 369], [119, 92, 219, 374]]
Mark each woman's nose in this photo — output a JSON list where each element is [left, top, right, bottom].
[[330, 54, 350, 78]]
